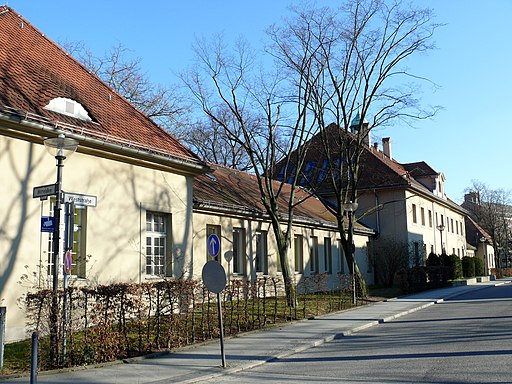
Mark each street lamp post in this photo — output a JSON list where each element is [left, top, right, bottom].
[[43, 134, 78, 366], [480, 237, 487, 275], [437, 224, 445, 255], [344, 201, 358, 305]]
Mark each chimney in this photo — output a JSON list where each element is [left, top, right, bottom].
[[362, 122, 370, 147], [373, 142, 378, 151], [464, 192, 480, 205], [382, 137, 392, 159]]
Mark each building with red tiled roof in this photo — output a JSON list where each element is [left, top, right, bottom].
[[464, 215, 495, 274], [0, 6, 376, 343], [192, 164, 374, 283], [0, 6, 211, 341], [275, 122, 470, 278], [0, 6, 204, 168]]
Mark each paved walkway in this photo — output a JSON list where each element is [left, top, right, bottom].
[[4, 279, 511, 384]]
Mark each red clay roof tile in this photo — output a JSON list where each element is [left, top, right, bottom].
[[0, 6, 203, 166]]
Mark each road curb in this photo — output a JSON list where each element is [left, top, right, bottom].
[[180, 300, 440, 383]]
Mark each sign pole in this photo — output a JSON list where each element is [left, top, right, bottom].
[[217, 292, 226, 368], [203, 235, 227, 368]]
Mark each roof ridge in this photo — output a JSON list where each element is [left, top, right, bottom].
[[364, 142, 409, 183]]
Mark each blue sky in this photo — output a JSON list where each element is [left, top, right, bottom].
[[6, 1, 511, 203]]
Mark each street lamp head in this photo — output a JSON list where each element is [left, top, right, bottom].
[[437, 224, 445, 232], [344, 201, 359, 213], [480, 237, 486, 243], [44, 134, 79, 159]]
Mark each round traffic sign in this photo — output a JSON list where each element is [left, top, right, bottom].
[[202, 260, 227, 293], [64, 250, 72, 275], [207, 234, 220, 258]]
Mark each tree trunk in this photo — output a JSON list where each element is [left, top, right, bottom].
[[278, 236, 297, 308]]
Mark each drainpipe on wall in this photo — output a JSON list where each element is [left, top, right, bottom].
[[374, 190, 380, 235]]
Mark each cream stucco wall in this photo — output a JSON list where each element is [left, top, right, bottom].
[[404, 190, 467, 258], [1, 134, 374, 342], [192, 210, 374, 287], [0, 135, 194, 341], [357, 187, 467, 267]]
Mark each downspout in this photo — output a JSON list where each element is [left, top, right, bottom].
[[374, 190, 380, 235], [432, 200, 437, 254], [139, 202, 142, 284]]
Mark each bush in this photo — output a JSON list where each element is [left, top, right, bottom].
[[442, 254, 462, 280], [409, 267, 428, 292], [462, 256, 476, 278], [426, 266, 450, 289], [396, 269, 409, 294], [474, 257, 484, 276], [426, 252, 440, 267], [492, 267, 512, 278], [374, 239, 411, 287], [396, 267, 428, 294]]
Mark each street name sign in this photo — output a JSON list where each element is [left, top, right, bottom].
[[63, 192, 97, 207], [33, 184, 57, 199]]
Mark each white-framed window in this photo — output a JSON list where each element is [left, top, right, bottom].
[[338, 240, 345, 273], [255, 231, 268, 274], [412, 204, 417, 224], [146, 212, 169, 276], [413, 241, 420, 267], [47, 200, 87, 279], [310, 236, 319, 274], [232, 228, 245, 274], [294, 235, 304, 273], [428, 210, 433, 227], [324, 237, 332, 274], [69, 205, 87, 278], [421, 207, 425, 226]]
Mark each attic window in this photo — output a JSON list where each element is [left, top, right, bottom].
[[44, 97, 92, 122]]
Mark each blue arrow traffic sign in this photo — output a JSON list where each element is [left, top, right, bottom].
[[207, 234, 220, 258]]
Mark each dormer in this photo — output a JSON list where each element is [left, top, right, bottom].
[[44, 97, 93, 122], [435, 172, 446, 199]]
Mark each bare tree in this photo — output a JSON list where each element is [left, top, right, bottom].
[[374, 239, 411, 287], [269, 0, 441, 295], [181, 35, 320, 305], [62, 41, 191, 134], [186, 109, 253, 171], [464, 181, 512, 268]]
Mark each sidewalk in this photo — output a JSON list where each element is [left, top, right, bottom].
[[4, 279, 510, 384]]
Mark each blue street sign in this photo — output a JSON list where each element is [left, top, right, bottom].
[[41, 216, 55, 232], [207, 234, 220, 258]]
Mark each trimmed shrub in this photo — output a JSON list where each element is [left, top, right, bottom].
[[462, 256, 476, 278], [426, 252, 440, 267], [442, 254, 462, 280], [409, 267, 428, 292], [396, 268, 410, 294], [396, 267, 428, 294], [426, 266, 450, 289], [474, 257, 484, 276]]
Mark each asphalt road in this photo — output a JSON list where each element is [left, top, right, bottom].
[[199, 283, 512, 383]]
